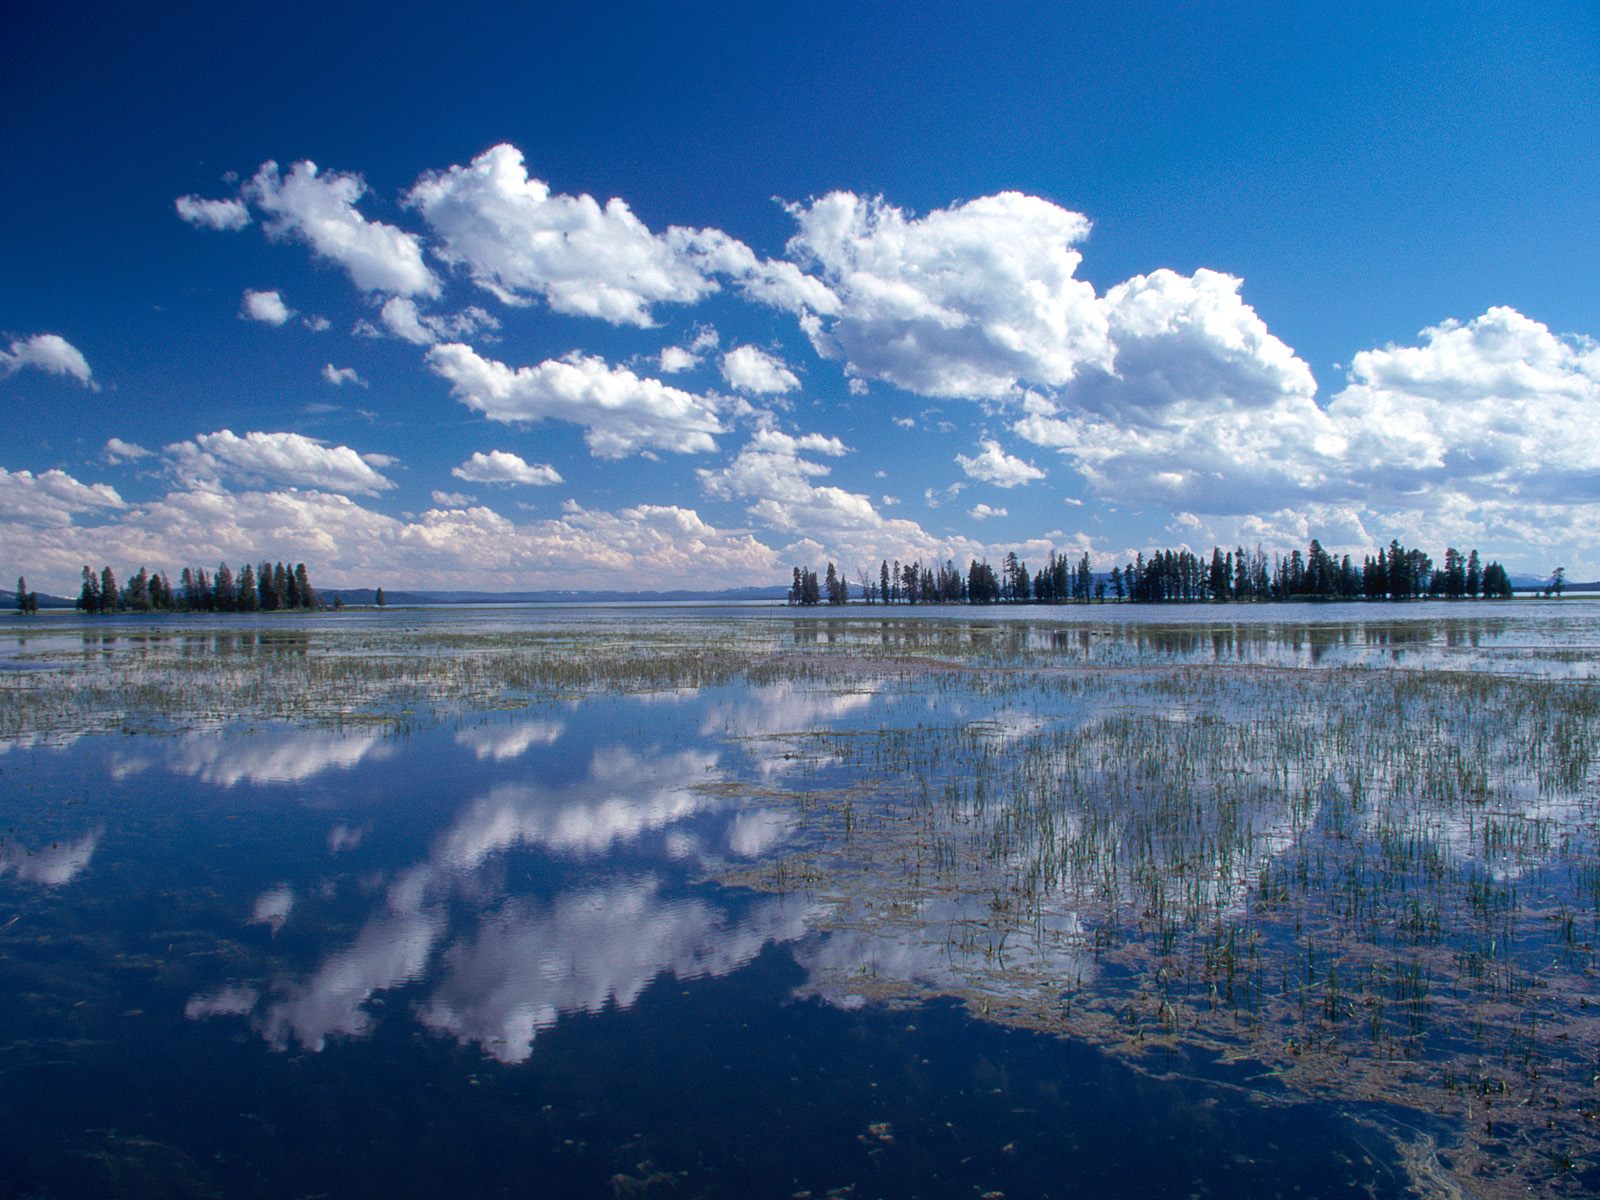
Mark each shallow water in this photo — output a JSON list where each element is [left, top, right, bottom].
[[1, 601, 1597, 1197]]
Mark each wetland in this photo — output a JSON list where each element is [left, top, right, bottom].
[[1, 600, 1597, 1198]]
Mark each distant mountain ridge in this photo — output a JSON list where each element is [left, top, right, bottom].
[[320, 586, 790, 606]]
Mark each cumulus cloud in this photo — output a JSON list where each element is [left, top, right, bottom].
[[1, 333, 95, 388], [721, 345, 800, 394], [175, 194, 251, 231], [376, 296, 499, 346], [785, 190, 1109, 398], [240, 288, 293, 326], [104, 437, 152, 463], [322, 364, 367, 387], [426, 343, 725, 458], [406, 144, 832, 325], [658, 345, 699, 374], [247, 160, 439, 297], [955, 438, 1045, 488], [0, 468, 125, 526], [451, 450, 563, 486], [699, 427, 982, 566], [4, 480, 783, 596], [431, 490, 474, 507], [968, 503, 1007, 521], [166, 430, 396, 495], [1012, 269, 1337, 514], [1328, 306, 1600, 507], [406, 144, 723, 325], [658, 327, 720, 374]]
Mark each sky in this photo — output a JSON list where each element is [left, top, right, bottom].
[[4, 1, 1600, 594]]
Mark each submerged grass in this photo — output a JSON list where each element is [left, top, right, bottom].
[[726, 660, 1600, 1199]]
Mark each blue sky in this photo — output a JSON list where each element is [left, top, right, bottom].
[[5, 1, 1600, 593]]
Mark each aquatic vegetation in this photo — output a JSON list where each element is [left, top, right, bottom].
[[725, 659, 1600, 1198]]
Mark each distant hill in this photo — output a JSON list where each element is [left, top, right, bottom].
[[1510, 575, 1600, 593], [321, 586, 790, 606], [0, 589, 76, 610]]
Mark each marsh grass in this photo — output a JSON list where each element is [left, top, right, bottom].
[[716, 655, 1600, 1199]]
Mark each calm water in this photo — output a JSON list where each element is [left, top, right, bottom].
[[2, 600, 1597, 1198]]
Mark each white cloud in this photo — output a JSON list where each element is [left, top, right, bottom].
[[1328, 306, 1600, 507], [698, 427, 982, 567], [426, 343, 725, 458], [1, 333, 95, 388], [322, 364, 367, 388], [785, 190, 1110, 398], [240, 288, 293, 326], [2, 480, 783, 596], [406, 144, 832, 325], [721, 345, 800, 394], [166, 430, 396, 495], [406, 144, 719, 325], [104, 437, 152, 463], [247, 159, 439, 297], [0, 467, 125, 526], [1012, 269, 1337, 515], [955, 438, 1045, 488], [968, 503, 1007, 521], [658, 327, 720, 374], [175, 194, 251, 231], [658, 345, 698, 374], [377, 296, 500, 346], [452, 450, 562, 487], [431, 490, 474, 507]]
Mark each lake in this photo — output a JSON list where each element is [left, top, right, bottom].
[[1, 600, 1596, 1197]]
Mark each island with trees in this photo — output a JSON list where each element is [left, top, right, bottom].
[[790, 538, 1519, 606], [68, 561, 322, 614]]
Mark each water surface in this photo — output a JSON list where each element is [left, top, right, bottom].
[[2, 601, 1596, 1197]]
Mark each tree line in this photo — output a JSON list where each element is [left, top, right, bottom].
[[790, 539, 1517, 606], [70, 561, 321, 614]]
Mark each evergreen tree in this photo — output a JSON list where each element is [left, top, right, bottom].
[[78, 566, 100, 613], [1481, 562, 1513, 599], [99, 566, 118, 614], [237, 564, 259, 612], [215, 563, 236, 612]]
